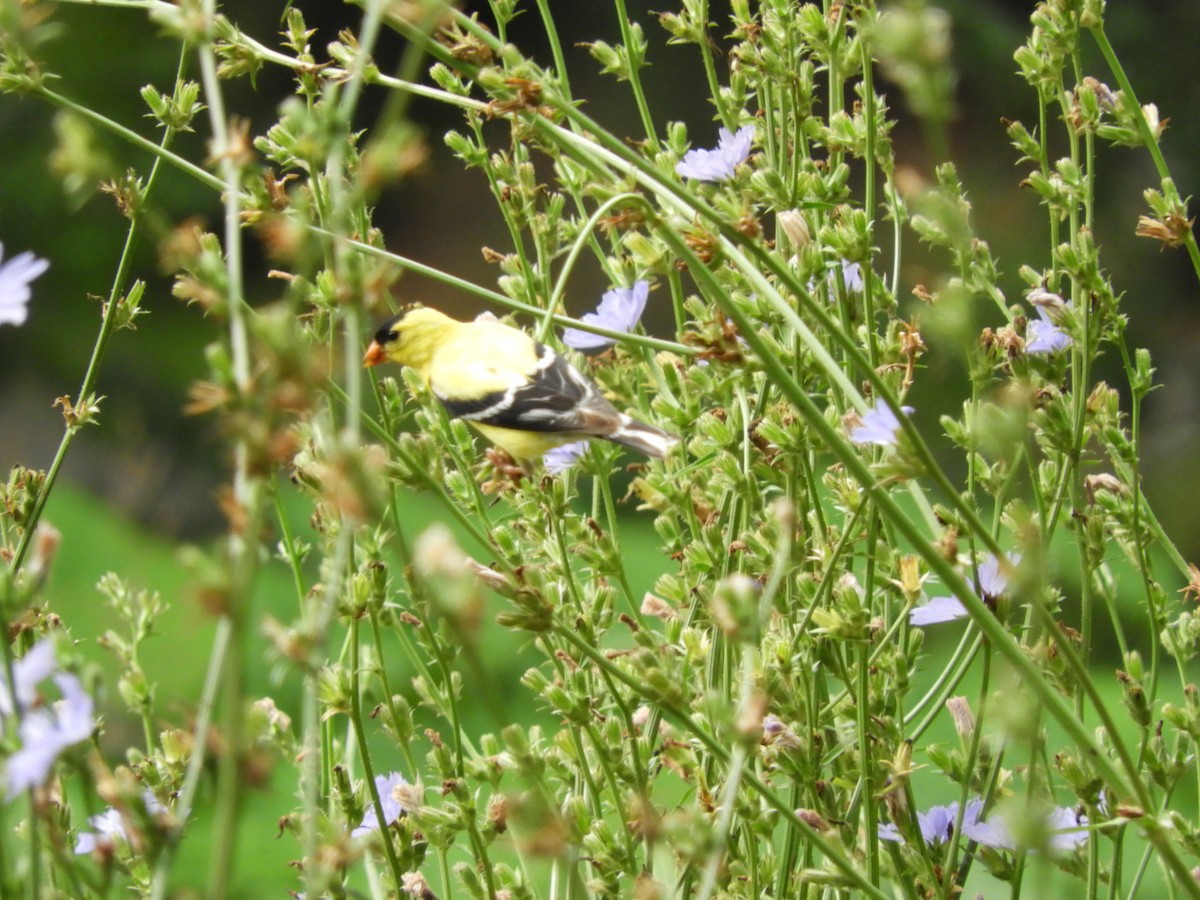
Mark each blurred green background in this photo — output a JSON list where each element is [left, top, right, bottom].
[[2, 1, 1199, 895]]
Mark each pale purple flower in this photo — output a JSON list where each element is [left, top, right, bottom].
[[6, 674, 95, 799], [562, 280, 650, 350], [1045, 805, 1091, 852], [849, 398, 913, 447], [675, 126, 754, 182], [352, 771, 407, 837], [543, 441, 588, 474], [963, 804, 1087, 854], [1024, 289, 1071, 354], [0, 640, 59, 719], [909, 552, 1020, 627], [74, 790, 166, 854], [976, 552, 1019, 597], [880, 798, 983, 845], [1025, 306, 1072, 354], [909, 595, 970, 626], [962, 813, 1013, 850], [806, 259, 865, 299], [0, 244, 49, 326], [74, 808, 126, 855], [837, 259, 864, 293]]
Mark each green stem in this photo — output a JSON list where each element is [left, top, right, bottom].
[[1088, 23, 1200, 284], [196, 1, 259, 891], [553, 622, 891, 900], [349, 618, 406, 885], [149, 618, 232, 900], [612, 0, 658, 144]]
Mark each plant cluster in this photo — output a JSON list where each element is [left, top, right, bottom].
[[1, 0, 1199, 897]]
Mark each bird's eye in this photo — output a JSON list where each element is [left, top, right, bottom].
[[374, 324, 400, 345]]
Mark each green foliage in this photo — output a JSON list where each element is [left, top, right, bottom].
[[2, 1, 1200, 899]]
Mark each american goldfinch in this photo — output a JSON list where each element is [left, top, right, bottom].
[[363, 306, 678, 471]]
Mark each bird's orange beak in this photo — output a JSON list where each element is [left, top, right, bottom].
[[362, 341, 387, 368]]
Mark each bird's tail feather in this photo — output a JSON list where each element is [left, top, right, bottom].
[[605, 415, 679, 459]]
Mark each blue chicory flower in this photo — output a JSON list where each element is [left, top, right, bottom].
[[74, 790, 166, 854], [1025, 288, 1072, 354], [1026, 306, 1072, 354], [0, 243, 49, 327], [850, 398, 913, 447], [909, 595, 972, 627], [909, 552, 1022, 627], [963, 804, 1088, 854], [543, 441, 589, 474], [352, 771, 408, 837], [835, 259, 865, 293], [562, 280, 650, 350], [6, 673, 96, 799], [806, 259, 865, 299], [879, 798, 983, 846], [882, 798, 1087, 855], [0, 640, 58, 720], [675, 126, 754, 182]]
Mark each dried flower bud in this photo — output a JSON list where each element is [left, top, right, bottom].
[[776, 209, 811, 250], [1026, 286, 1066, 310], [640, 593, 677, 621], [1084, 473, 1125, 504], [401, 872, 437, 899], [795, 808, 831, 832], [946, 695, 975, 739]]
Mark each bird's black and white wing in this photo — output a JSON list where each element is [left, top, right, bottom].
[[438, 343, 619, 435]]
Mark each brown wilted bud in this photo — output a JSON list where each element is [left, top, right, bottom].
[[776, 209, 811, 250], [1179, 563, 1200, 603], [394, 780, 424, 812], [795, 808, 831, 832], [1084, 473, 1125, 504], [401, 871, 438, 899], [683, 226, 721, 265], [640, 593, 677, 621], [736, 212, 762, 239], [899, 320, 926, 357], [465, 557, 511, 593], [935, 525, 959, 561], [946, 695, 975, 739], [1136, 212, 1193, 248], [487, 794, 508, 833], [1081, 76, 1118, 109], [995, 325, 1025, 357], [1027, 286, 1066, 311], [27, 522, 61, 584]]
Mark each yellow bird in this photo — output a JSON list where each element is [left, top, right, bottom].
[[363, 306, 678, 471]]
